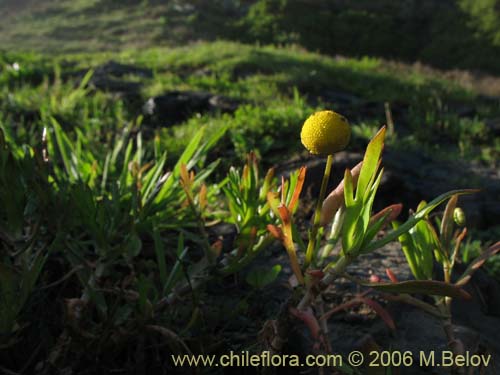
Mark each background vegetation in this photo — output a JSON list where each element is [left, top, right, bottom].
[[2, 0, 500, 74], [1, 1, 499, 374]]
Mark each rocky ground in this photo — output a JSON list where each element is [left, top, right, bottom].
[[86, 59, 500, 373], [234, 240, 500, 374], [201, 149, 500, 374], [3, 53, 499, 374]]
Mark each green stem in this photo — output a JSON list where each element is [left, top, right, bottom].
[[305, 154, 334, 267]]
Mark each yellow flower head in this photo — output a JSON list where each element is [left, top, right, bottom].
[[300, 110, 351, 155]]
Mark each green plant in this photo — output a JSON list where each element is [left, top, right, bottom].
[[0, 114, 229, 360], [217, 152, 276, 275], [1, 38, 500, 375], [0, 129, 51, 339], [394, 195, 500, 374], [261, 113, 478, 373]]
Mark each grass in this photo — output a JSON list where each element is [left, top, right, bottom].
[[3, 0, 500, 76], [3, 40, 498, 169], [0, 0, 166, 53], [1, 33, 500, 374]]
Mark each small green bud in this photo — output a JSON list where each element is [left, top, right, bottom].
[[453, 207, 466, 227]]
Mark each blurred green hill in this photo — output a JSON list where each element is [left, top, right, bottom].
[[1, 0, 500, 74]]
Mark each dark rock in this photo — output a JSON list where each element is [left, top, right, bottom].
[[265, 242, 500, 374], [208, 94, 240, 113], [93, 60, 153, 79], [276, 145, 500, 229], [276, 151, 363, 201], [2, 104, 39, 124], [381, 149, 500, 229], [310, 89, 411, 126], [477, 95, 500, 106], [71, 60, 153, 100], [456, 106, 477, 118], [89, 77, 142, 94], [446, 100, 478, 119], [453, 261, 500, 316], [485, 117, 500, 137], [143, 91, 211, 125], [143, 91, 241, 126], [231, 63, 274, 79]]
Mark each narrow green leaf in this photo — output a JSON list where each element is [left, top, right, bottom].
[[361, 214, 388, 250], [101, 153, 111, 193], [361, 189, 478, 253], [355, 127, 386, 201], [192, 160, 220, 187], [174, 127, 204, 175], [142, 153, 166, 202], [440, 194, 458, 249], [78, 69, 94, 90], [413, 219, 437, 279], [396, 225, 424, 280], [360, 167, 384, 230], [119, 139, 134, 188], [342, 210, 365, 255], [50, 117, 78, 181], [343, 169, 354, 207], [163, 233, 188, 295]]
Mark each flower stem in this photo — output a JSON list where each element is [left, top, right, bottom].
[[305, 154, 334, 267]]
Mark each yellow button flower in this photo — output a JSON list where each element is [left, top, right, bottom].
[[301, 110, 351, 155]]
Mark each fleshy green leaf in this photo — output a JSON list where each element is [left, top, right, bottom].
[[355, 127, 386, 201], [394, 222, 424, 280], [343, 168, 354, 207], [361, 189, 478, 254]]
